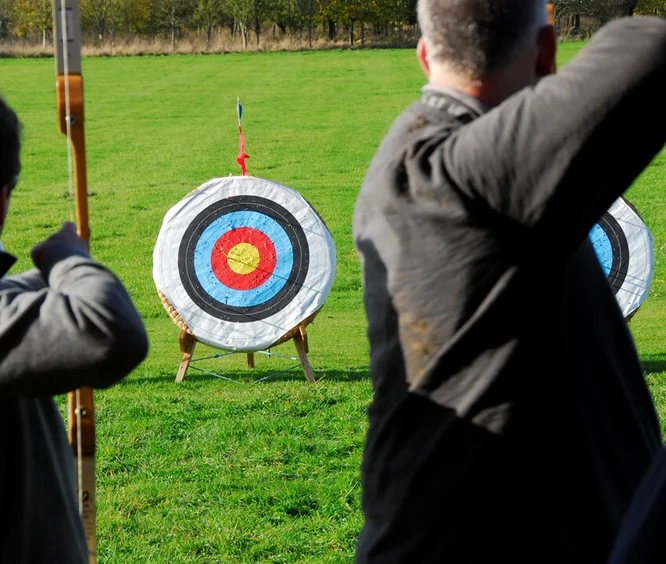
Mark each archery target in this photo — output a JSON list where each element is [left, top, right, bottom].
[[154, 176, 337, 352], [589, 197, 653, 319]]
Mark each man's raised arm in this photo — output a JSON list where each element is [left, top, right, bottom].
[[430, 17, 665, 255]]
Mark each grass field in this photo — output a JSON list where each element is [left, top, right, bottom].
[[0, 41, 664, 562]]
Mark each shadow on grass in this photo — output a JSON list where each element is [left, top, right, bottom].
[[128, 353, 666, 387], [640, 352, 666, 375], [125, 366, 369, 386], [643, 357, 666, 376]]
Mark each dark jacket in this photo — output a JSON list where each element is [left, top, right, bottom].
[[353, 17, 666, 564], [608, 448, 666, 564]]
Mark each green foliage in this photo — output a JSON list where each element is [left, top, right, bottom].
[[115, 0, 152, 36], [8, 0, 50, 39], [193, 0, 225, 43], [636, 0, 666, 15], [552, 1, 663, 37], [0, 42, 664, 561], [1, 0, 661, 47], [0, 0, 419, 44], [318, 0, 410, 26], [80, 0, 116, 40], [79, 0, 153, 40], [553, 0, 666, 20], [553, 0, 650, 23]]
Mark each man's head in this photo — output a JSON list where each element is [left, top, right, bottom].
[[0, 97, 20, 234], [417, 0, 556, 105]]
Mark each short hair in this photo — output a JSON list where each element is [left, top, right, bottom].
[[417, 0, 549, 80], [0, 97, 20, 192]]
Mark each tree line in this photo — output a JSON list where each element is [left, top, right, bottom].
[[0, 0, 663, 53], [555, 0, 665, 36], [0, 0, 418, 50]]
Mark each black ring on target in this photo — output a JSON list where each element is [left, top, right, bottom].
[[178, 195, 310, 322], [595, 212, 629, 295]]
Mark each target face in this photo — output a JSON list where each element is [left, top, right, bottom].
[[589, 197, 653, 319], [154, 177, 336, 352]]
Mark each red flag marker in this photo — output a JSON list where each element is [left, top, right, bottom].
[[236, 98, 250, 176]]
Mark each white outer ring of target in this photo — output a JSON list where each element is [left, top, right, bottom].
[[607, 197, 654, 319], [153, 176, 337, 352]]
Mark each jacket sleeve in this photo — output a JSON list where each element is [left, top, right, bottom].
[[421, 17, 666, 258], [0, 245, 149, 397], [0, 268, 47, 292]]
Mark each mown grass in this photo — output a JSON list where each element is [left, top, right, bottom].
[[0, 42, 664, 562]]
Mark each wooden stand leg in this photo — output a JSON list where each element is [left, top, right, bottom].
[[293, 325, 315, 383], [247, 353, 255, 369], [176, 330, 197, 383]]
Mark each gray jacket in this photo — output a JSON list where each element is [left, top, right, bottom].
[[0, 244, 149, 563], [354, 17, 666, 564]]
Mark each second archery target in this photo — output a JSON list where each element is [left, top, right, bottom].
[[154, 176, 337, 352], [588, 197, 654, 320]]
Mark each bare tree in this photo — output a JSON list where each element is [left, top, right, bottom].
[[224, 0, 251, 49], [193, 0, 224, 48], [153, 0, 195, 50], [0, 0, 14, 39]]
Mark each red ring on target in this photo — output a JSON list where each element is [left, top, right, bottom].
[[210, 227, 277, 291]]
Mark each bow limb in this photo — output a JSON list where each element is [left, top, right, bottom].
[[53, 1, 96, 562]]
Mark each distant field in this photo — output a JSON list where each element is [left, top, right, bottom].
[[0, 41, 664, 562]]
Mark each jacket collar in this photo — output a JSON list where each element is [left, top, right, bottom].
[[421, 84, 489, 120]]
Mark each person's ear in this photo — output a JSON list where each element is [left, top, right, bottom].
[[417, 37, 431, 78], [536, 25, 557, 78]]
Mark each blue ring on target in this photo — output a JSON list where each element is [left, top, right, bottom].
[[192, 211, 293, 308], [589, 224, 613, 278], [588, 211, 629, 295]]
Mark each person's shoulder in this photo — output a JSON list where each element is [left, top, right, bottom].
[[357, 99, 458, 206], [601, 15, 666, 34], [582, 16, 666, 57]]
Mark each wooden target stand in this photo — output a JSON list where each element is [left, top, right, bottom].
[[159, 291, 316, 384]]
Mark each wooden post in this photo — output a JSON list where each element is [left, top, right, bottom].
[[176, 330, 197, 383], [293, 325, 315, 383], [247, 353, 255, 368], [298, 325, 309, 354]]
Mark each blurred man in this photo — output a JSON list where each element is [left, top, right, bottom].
[[0, 96, 149, 563], [608, 448, 666, 563], [353, 1, 666, 562]]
